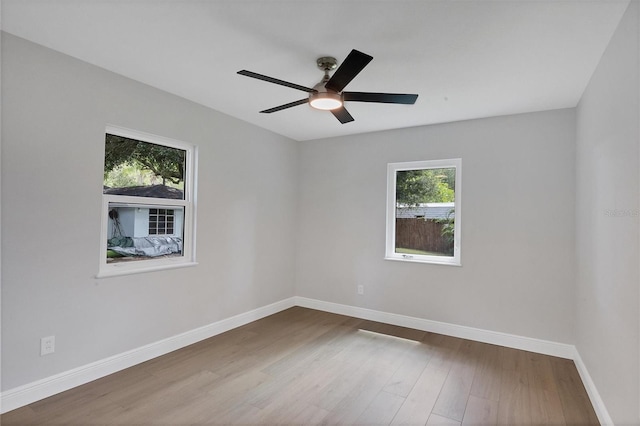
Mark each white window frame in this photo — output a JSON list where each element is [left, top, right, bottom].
[[97, 125, 198, 278], [385, 158, 462, 266]]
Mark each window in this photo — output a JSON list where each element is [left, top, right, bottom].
[[386, 159, 461, 266], [149, 209, 175, 235], [98, 125, 197, 277]]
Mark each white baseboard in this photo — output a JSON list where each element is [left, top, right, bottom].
[[294, 296, 576, 359], [572, 349, 614, 426], [1, 295, 612, 425], [0, 297, 296, 414]]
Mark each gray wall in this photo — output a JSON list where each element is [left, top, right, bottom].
[[575, 2, 640, 424], [1, 33, 298, 390], [296, 109, 576, 344]]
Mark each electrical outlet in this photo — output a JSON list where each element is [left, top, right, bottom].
[[41, 335, 55, 356], [357, 285, 364, 295]]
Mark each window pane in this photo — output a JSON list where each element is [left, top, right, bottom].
[[395, 167, 455, 257], [106, 203, 184, 263], [103, 134, 186, 200]]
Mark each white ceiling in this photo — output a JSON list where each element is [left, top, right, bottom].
[[1, 0, 630, 141]]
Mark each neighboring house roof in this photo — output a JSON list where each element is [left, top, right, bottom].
[[104, 184, 184, 199], [396, 202, 455, 220]]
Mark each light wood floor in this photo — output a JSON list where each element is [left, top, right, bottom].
[[2, 307, 599, 425]]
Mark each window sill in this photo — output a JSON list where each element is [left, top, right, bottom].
[[384, 256, 461, 267], [96, 261, 198, 279]]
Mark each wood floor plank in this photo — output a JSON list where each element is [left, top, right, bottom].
[[499, 346, 531, 374], [259, 320, 354, 377], [526, 352, 567, 425], [311, 358, 376, 412], [432, 370, 475, 422], [421, 332, 464, 373], [156, 369, 271, 424], [213, 402, 265, 425], [253, 394, 330, 425], [245, 348, 355, 410], [207, 368, 272, 404], [462, 394, 498, 425], [354, 390, 406, 425], [293, 355, 359, 405], [549, 357, 600, 425], [107, 370, 222, 424], [390, 365, 449, 425], [48, 399, 127, 425], [249, 349, 351, 413], [0, 406, 38, 426], [383, 341, 432, 397], [332, 326, 402, 369], [102, 368, 187, 408], [0, 308, 600, 426], [285, 402, 332, 425], [497, 369, 531, 425], [318, 360, 398, 424], [427, 413, 462, 425], [432, 340, 480, 421], [470, 342, 502, 402]]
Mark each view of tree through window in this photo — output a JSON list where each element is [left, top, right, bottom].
[[103, 134, 186, 198], [396, 168, 455, 206]]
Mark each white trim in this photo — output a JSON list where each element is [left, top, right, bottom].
[[106, 196, 188, 209], [0, 297, 296, 414], [95, 261, 198, 279], [573, 349, 614, 426], [384, 255, 461, 266], [294, 297, 574, 359], [1, 296, 612, 425]]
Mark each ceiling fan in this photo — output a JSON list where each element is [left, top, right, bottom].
[[237, 49, 419, 124]]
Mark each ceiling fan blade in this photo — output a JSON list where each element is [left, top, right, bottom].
[[238, 70, 317, 93], [325, 50, 373, 93], [331, 106, 355, 124], [260, 98, 309, 113], [343, 92, 419, 104]]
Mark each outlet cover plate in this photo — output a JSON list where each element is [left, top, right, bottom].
[[41, 336, 55, 356]]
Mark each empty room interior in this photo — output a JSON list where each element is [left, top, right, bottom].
[[1, 1, 639, 425]]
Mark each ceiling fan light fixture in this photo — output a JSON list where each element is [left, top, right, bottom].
[[309, 92, 343, 110]]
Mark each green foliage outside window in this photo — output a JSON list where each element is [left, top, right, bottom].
[[395, 168, 455, 206], [104, 134, 185, 189]]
